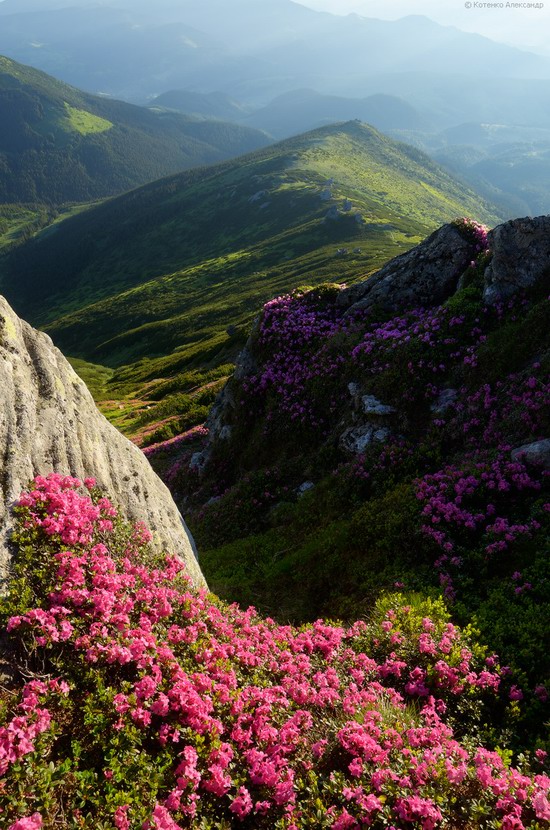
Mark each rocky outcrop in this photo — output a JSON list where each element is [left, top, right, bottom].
[[337, 223, 477, 315], [483, 216, 550, 304], [200, 215, 550, 472], [0, 296, 206, 588], [431, 388, 458, 416], [339, 425, 390, 455], [511, 439, 550, 470]]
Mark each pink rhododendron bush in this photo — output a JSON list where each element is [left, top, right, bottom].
[[1, 475, 549, 828]]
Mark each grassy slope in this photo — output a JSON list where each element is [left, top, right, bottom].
[[179, 273, 550, 753], [0, 54, 270, 206], [0, 122, 501, 440]]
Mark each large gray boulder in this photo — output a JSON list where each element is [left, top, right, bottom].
[[483, 216, 550, 304], [0, 296, 206, 589], [337, 223, 477, 314], [511, 439, 550, 470]]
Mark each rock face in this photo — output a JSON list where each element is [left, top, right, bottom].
[[483, 216, 550, 304], [0, 296, 206, 588], [511, 439, 550, 470], [339, 425, 390, 455], [337, 223, 477, 315], [198, 215, 550, 472]]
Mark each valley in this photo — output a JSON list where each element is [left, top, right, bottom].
[[0, 121, 500, 446]]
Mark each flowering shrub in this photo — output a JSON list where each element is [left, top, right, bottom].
[[416, 452, 546, 559], [2, 475, 549, 828], [451, 217, 490, 253], [241, 288, 355, 432], [142, 425, 209, 459]]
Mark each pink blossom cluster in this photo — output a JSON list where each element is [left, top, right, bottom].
[[15, 473, 116, 545], [416, 452, 544, 558], [452, 217, 490, 253], [0, 678, 68, 778], [7, 814, 43, 830], [442, 371, 549, 448], [351, 305, 486, 381], [4, 475, 549, 829], [142, 425, 209, 459], [242, 290, 354, 429]]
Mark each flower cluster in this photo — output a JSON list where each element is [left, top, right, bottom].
[[452, 217, 490, 254], [416, 453, 545, 557], [242, 290, 355, 429], [2, 475, 549, 828], [444, 372, 550, 448], [142, 425, 209, 459], [0, 679, 68, 777], [351, 304, 487, 386]]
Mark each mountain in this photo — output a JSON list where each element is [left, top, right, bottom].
[[0, 293, 205, 589], [238, 89, 428, 139], [174, 216, 550, 749], [0, 122, 500, 394], [1, 2, 550, 104], [3, 2, 550, 214], [0, 54, 270, 205], [149, 90, 251, 121]]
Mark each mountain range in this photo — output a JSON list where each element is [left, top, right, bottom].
[[0, 54, 269, 208], [2, 1, 550, 214], [1, 1, 549, 104]]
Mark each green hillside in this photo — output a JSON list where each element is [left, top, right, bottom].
[[0, 54, 270, 208], [0, 121, 501, 441]]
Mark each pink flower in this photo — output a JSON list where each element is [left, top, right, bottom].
[[8, 816, 43, 830], [532, 790, 550, 821], [230, 786, 253, 819], [114, 806, 130, 830]]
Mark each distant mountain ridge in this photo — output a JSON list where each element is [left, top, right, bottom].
[[0, 54, 270, 205], [1, 1, 549, 104]]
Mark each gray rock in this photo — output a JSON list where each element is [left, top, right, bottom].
[[348, 382, 360, 397], [218, 425, 232, 441], [431, 388, 458, 415], [511, 439, 550, 470], [234, 345, 258, 382], [0, 296, 206, 589], [325, 206, 340, 221], [343, 199, 353, 212], [483, 216, 550, 304], [320, 188, 333, 201], [361, 395, 396, 416], [189, 449, 210, 473], [339, 425, 390, 454], [296, 481, 315, 497], [337, 223, 477, 315]]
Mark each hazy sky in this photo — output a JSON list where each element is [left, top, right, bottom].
[[300, 0, 550, 55]]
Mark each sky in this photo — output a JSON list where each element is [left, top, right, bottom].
[[299, 0, 550, 56]]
